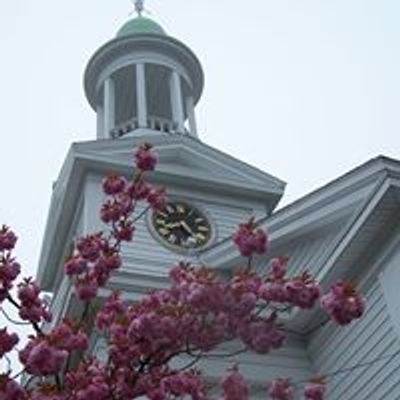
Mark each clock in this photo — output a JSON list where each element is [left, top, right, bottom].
[[152, 202, 212, 250]]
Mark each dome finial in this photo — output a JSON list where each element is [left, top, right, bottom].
[[133, 0, 145, 16]]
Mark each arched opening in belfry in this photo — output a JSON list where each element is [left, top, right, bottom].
[[114, 65, 137, 128], [181, 78, 193, 132], [146, 63, 173, 124]]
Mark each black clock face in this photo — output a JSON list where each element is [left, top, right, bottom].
[[152, 202, 211, 249]]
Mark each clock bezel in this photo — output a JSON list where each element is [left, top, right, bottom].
[[148, 200, 215, 254]]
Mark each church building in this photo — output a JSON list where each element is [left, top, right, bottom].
[[36, 7, 400, 399]]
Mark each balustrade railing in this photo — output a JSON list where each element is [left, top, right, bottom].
[[110, 116, 184, 138]]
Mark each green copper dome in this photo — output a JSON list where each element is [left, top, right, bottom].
[[117, 17, 166, 37]]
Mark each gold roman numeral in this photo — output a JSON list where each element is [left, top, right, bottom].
[[158, 228, 170, 236], [177, 204, 185, 214]]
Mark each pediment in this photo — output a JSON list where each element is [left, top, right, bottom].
[[71, 134, 285, 198]]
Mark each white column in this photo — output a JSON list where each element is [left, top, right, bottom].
[[170, 71, 185, 133], [136, 63, 148, 128], [96, 105, 105, 139], [104, 77, 115, 137], [186, 96, 198, 137]]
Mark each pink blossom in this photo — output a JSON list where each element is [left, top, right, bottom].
[[239, 315, 286, 354], [0, 329, 18, 358], [320, 281, 365, 325], [0, 258, 20, 281], [269, 256, 289, 279], [76, 382, 109, 400], [134, 143, 158, 171], [284, 273, 320, 309], [221, 368, 249, 400], [104, 252, 122, 271], [304, 381, 326, 400], [161, 371, 207, 399], [114, 221, 135, 242], [75, 278, 98, 301], [259, 281, 287, 303], [19, 340, 68, 376], [50, 321, 88, 352], [0, 256, 21, 302], [29, 388, 66, 400], [0, 226, 17, 252], [233, 220, 268, 257], [147, 188, 167, 212], [0, 376, 27, 400], [100, 201, 125, 223], [66, 359, 110, 400], [96, 292, 126, 330], [127, 181, 151, 200], [102, 174, 126, 195], [76, 234, 104, 262], [64, 256, 87, 276], [17, 279, 52, 324], [268, 378, 294, 400]]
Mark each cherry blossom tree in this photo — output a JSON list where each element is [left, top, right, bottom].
[[0, 144, 365, 399]]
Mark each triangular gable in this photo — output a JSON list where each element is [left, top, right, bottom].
[[72, 134, 285, 197], [201, 156, 397, 271]]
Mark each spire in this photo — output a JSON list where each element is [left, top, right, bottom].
[[133, 0, 144, 16]]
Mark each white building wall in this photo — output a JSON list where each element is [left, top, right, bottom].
[[82, 172, 267, 276], [308, 234, 400, 400]]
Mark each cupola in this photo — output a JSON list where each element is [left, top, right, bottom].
[[84, 12, 204, 139]]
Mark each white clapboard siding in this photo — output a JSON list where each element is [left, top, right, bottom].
[[308, 280, 400, 400], [262, 226, 341, 279]]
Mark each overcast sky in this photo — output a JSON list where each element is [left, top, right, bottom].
[[1, 0, 400, 277]]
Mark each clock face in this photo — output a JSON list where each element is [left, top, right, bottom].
[[152, 202, 212, 249]]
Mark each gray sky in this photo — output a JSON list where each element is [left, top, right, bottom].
[[1, 0, 400, 275]]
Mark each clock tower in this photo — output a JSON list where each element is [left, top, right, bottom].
[[37, 11, 295, 394]]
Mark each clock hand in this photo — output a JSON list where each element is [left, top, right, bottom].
[[165, 222, 181, 229], [180, 220, 195, 236]]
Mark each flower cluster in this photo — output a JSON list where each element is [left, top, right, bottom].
[[134, 142, 158, 171], [0, 328, 19, 359], [268, 378, 326, 400], [64, 359, 110, 400], [96, 263, 289, 377], [304, 381, 326, 400], [65, 233, 122, 301], [259, 258, 320, 310], [0, 226, 21, 302], [0, 225, 17, 252], [221, 368, 249, 400], [156, 370, 207, 400], [17, 279, 52, 324], [320, 281, 365, 325], [0, 375, 26, 400], [19, 320, 88, 377], [19, 339, 68, 376], [233, 219, 268, 257], [268, 378, 294, 400], [0, 255, 20, 303], [50, 320, 89, 353]]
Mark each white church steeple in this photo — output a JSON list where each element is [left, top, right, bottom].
[[84, 8, 204, 140]]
